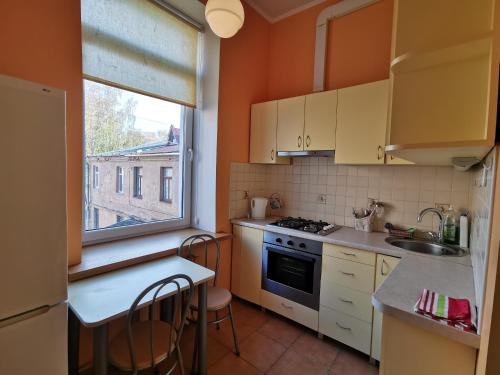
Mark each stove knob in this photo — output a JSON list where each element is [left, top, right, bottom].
[[299, 243, 306, 249], [287, 240, 294, 246], [275, 238, 282, 244]]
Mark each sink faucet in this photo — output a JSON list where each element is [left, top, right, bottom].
[[417, 208, 444, 243]]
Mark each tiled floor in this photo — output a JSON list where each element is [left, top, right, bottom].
[[106, 298, 378, 375]]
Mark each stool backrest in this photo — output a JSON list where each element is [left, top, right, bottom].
[[126, 274, 194, 374], [177, 234, 221, 287]]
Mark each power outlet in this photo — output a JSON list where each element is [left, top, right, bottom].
[[319, 194, 327, 204]]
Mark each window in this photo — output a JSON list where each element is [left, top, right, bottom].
[[93, 165, 99, 189], [93, 208, 99, 229], [81, 0, 200, 244], [116, 166, 123, 193], [133, 167, 143, 198], [160, 167, 173, 203]]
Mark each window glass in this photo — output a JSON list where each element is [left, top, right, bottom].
[[83, 80, 187, 234]]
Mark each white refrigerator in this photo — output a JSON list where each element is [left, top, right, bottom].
[[0, 74, 68, 374]]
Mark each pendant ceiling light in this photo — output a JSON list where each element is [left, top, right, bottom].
[[205, 0, 245, 38]]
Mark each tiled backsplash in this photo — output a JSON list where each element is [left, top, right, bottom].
[[230, 158, 472, 232], [468, 149, 496, 328]]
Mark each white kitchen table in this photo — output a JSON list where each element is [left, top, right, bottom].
[[68, 255, 215, 375]]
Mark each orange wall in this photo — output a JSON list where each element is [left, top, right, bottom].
[[0, 1, 83, 266], [216, 0, 393, 231], [216, 2, 271, 233]]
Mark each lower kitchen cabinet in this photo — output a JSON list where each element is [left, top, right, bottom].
[[261, 290, 319, 331], [319, 244, 375, 355], [231, 225, 263, 305], [371, 254, 400, 361]]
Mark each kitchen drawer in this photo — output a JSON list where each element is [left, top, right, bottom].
[[261, 290, 318, 331], [323, 243, 376, 266], [320, 282, 373, 323], [322, 256, 375, 293], [319, 305, 372, 355]]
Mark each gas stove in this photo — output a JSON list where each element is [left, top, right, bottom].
[[268, 217, 341, 236]]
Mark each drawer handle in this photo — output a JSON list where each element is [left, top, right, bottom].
[[336, 322, 352, 331], [341, 271, 355, 277], [381, 259, 389, 276], [342, 252, 357, 257], [281, 302, 293, 310], [338, 298, 354, 304]]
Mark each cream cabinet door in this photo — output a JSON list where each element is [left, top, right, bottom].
[[232, 226, 263, 305], [250, 101, 288, 164], [335, 79, 389, 164], [277, 96, 305, 152], [304, 90, 337, 151], [371, 254, 400, 361]]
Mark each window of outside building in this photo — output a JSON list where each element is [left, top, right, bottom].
[[81, 0, 199, 244], [116, 166, 124, 193], [160, 167, 173, 203], [133, 167, 143, 198], [93, 165, 99, 189]]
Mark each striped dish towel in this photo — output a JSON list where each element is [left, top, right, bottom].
[[414, 289, 476, 332]]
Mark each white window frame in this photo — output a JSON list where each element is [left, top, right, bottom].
[[83, 105, 193, 245], [116, 166, 124, 194]]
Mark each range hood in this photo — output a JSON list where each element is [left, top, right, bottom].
[[277, 150, 334, 157]]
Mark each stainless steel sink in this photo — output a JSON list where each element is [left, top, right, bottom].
[[385, 237, 467, 257]]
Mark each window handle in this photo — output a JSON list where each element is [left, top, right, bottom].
[[187, 148, 194, 162]]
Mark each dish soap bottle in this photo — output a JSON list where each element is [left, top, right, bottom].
[[443, 206, 457, 244]]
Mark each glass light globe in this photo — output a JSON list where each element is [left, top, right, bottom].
[[205, 0, 245, 38]]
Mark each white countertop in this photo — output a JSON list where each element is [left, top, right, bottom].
[[232, 217, 479, 348]]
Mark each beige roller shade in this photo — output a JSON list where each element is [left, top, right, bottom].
[[81, 0, 199, 107]]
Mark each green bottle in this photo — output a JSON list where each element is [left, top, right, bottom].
[[443, 205, 457, 244]]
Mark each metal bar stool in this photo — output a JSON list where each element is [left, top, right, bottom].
[[178, 234, 240, 373], [108, 274, 194, 375]]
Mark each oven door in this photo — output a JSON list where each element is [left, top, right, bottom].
[[262, 243, 322, 310]]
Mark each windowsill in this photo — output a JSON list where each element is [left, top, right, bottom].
[[69, 228, 232, 282]]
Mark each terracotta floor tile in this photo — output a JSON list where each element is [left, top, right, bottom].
[[329, 349, 378, 375], [258, 315, 304, 347], [268, 348, 331, 375], [239, 332, 286, 372], [292, 332, 341, 368], [208, 318, 256, 350], [237, 306, 270, 329], [208, 352, 263, 375]]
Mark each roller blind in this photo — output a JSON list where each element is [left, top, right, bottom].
[[81, 0, 199, 107]]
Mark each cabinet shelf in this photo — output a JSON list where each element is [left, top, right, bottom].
[[391, 34, 492, 74]]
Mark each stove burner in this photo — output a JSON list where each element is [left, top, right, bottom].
[[271, 217, 331, 234]]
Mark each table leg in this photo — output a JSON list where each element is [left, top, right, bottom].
[[197, 282, 208, 375], [68, 309, 80, 375], [93, 324, 108, 375]]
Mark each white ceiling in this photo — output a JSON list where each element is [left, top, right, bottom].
[[245, 0, 328, 23]]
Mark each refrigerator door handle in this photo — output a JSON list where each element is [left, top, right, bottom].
[[0, 305, 50, 329]]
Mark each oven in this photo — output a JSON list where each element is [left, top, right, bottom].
[[262, 231, 322, 310]]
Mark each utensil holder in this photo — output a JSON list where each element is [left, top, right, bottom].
[[354, 215, 374, 232]]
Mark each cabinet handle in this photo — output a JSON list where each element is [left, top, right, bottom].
[[342, 252, 356, 257], [336, 322, 352, 331], [306, 135, 311, 148], [381, 259, 389, 276], [271, 149, 275, 161], [341, 271, 355, 277], [281, 302, 293, 310], [338, 298, 354, 304], [390, 155, 395, 160], [298, 136, 302, 147], [377, 145, 384, 160]]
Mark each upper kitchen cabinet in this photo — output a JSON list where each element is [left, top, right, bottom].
[[304, 90, 337, 151], [249, 101, 289, 164], [385, 0, 500, 165], [277, 96, 306, 152], [335, 80, 389, 165]]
